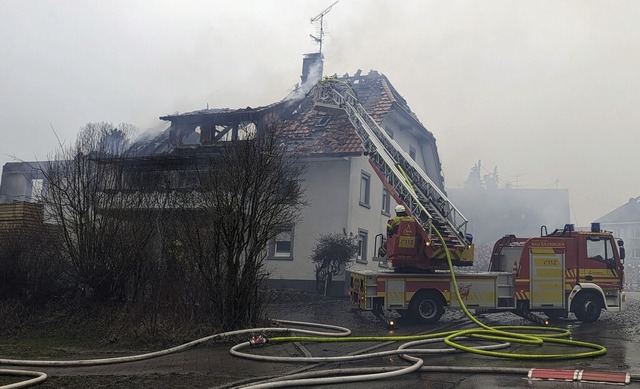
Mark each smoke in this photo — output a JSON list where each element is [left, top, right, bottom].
[[448, 187, 570, 244], [282, 54, 325, 106], [133, 121, 171, 144]]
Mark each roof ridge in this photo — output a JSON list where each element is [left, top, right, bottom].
[[380, 76, 397, 104]]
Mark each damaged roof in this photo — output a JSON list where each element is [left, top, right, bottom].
[[136, 70, 429, 157]]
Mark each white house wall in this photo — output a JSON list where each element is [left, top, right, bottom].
[[265, 158, 351, 287], [347, 155, 391, 272], [381, 116, 445, 190], [345, 121, 436, 274], [418, 141, 444, 191]]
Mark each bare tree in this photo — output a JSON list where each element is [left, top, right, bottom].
[[41, 122, 159, 302], [170, 130, 306, 329], [311, 233, 358, 296]]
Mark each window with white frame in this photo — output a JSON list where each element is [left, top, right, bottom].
[[30, 179, 43, 202], [357, 229, 368, 264], [382, 188, 390, 215], [269, 225, 294, 259], [360, 171, 370, 208]]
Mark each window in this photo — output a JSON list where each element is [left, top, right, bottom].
[[382, 188, 390, 215], [359, 171, 370, 208], [30, 179, 43, 202], [586, 237, 615, 263], [357, 229, 368, 264], [269, 225, 294, 260], [409, 145, 416, 160], [632, 248, 640, 258]]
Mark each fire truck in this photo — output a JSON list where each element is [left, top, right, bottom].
[[314, 79, 626, 324], [350, 221, 625, 324]]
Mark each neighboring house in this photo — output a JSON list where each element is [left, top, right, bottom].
[[595, 196, 640, 290]]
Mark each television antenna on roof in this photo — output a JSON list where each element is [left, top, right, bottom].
[[310, 1, 338, 54]]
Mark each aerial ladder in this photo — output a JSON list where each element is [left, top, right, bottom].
[[314, 79, 473, 270]]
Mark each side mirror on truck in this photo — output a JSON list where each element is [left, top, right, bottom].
[[618, 239, 625, 261]]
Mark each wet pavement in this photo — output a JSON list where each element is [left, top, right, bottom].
[[2, 293, 640, 388]]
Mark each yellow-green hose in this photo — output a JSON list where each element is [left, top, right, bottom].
[[271, 222, 607, 361], [429, 222, 606, 360]]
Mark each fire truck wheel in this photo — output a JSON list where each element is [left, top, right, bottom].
[[409, 291, 444, 324], [572, 292, 602, 323]]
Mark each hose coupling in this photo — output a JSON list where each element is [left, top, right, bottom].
[[249, 334, 268, 346]]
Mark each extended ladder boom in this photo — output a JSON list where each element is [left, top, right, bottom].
[[315, 79, 470, 258]]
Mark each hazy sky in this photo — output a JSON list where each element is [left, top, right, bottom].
[[1, 1, 638, 225]]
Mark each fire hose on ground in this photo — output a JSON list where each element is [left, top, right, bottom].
[[224, 224, 635, 388], [0, 224, 637, 388]]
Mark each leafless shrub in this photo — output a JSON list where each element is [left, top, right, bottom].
[[169, 130, 306, 330], [311, 233, 358, 296], [28, 121, 306, 336]]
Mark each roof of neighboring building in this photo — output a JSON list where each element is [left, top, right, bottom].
[[135, 69, 430, 157], [596, 196, 640, 223]]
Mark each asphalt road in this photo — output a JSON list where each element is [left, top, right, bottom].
[[2, 292, 639, 388], [226, 292, 640, 389]]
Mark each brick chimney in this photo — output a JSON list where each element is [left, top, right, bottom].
[[300, 52, 324, 87]]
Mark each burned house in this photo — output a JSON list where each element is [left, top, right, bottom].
[[0, 56, 447, 294], [129, 60, 446, 293]]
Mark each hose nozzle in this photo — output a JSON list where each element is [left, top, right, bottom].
[[249, 334, 268, 346]]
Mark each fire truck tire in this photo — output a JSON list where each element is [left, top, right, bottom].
[[572, 292, 602, 323], [409, 291, 445, 324]]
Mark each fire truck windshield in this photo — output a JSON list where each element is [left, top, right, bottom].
[[586, 237, 616, 265]]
